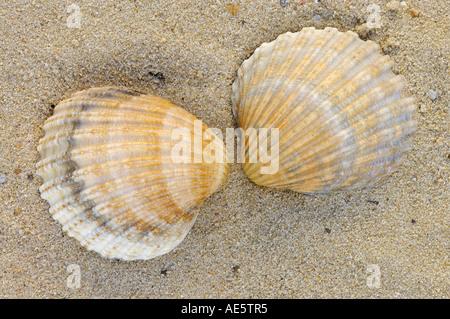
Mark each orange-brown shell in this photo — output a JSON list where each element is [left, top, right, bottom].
[[37, 87, 229, 260]]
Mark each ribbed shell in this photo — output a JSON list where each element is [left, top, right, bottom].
[[37, 87, 230, 260], [231, 27, 417, 194]]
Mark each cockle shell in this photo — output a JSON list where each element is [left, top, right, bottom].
[[231, 27, 417, 194], [36, 87, 229, 260]]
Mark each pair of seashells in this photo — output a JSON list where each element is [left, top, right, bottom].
[[37, 28, 417, 260]]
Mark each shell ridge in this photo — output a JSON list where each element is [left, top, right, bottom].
[[235, 33, 298, 126], [240, 29, 343, 129], [272, 67, 409, 165], [242, 29, 361, 131], [253, 36, 378, 140]]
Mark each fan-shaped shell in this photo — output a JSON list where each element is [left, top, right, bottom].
[[231, 27, 417, 194], [37, 87, 230, 260]]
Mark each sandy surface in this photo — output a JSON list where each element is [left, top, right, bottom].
[[0, 0, 448, 298]]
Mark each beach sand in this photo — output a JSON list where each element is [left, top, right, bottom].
[[0, 0, 448, 298]]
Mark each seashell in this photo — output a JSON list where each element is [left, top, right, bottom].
[[37, 87, 229, 260], [231, 27, 417, 194]]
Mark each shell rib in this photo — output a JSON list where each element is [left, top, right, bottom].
[[231, 27, 417, 194], [37, 87, 230, 260]]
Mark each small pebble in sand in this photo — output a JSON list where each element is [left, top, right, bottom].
[[409, 6, 421, 17], [280, 0, 287, 7], [383, 36, 400, 54], [226, 4, 241, 15], [427, 89, 438, 101], [313, 15, 322, 22], [356, 23, 372, 38], [0, 173, 6, 184], [386, 1, 401, 13]]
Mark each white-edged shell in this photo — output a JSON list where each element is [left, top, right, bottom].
[[231, 27, 417, 194], [37, 87, 230, 260]]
